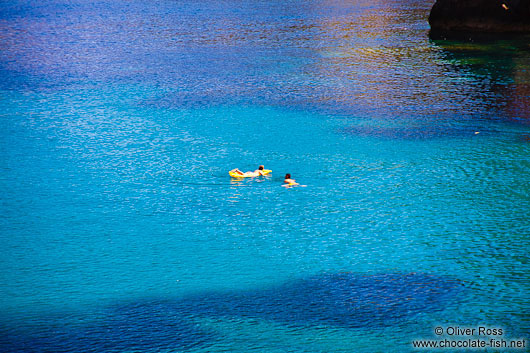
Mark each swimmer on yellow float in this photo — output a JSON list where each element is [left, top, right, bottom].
[[229, 165, 271, 178]]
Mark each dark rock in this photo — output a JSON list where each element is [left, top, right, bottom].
[[429, 0, 530, 33]]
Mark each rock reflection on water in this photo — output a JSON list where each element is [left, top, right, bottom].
[[132, 0, 530, 140], [430, 33, 530, 124]]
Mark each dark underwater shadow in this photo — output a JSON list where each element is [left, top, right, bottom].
[[0, 310, 215, 353], [167, 272, 465, 328], [0, 272, 465, 352]]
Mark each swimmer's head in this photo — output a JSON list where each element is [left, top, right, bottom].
[[285, 173, 291, 179], [259, 165, 264, 170]]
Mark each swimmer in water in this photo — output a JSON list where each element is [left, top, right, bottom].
[[283, 173, 299, 186]]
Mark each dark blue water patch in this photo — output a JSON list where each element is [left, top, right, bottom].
[[0, 272, 465, 352], [521, 134, 530, 143], [110, 272, 465, 331], [340, 124, 488, 140], [0, 310, 215, 353], [176, 272, 466, 328]]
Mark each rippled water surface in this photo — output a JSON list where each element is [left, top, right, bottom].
[[1, 0, 529, 352]]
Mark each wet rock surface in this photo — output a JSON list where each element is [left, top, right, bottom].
[[429, 0, 530, 33]]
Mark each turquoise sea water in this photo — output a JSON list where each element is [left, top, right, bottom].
[[1, 0, 529, 352]]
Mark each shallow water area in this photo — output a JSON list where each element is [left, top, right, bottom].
[[1, 0, 529, 352]]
